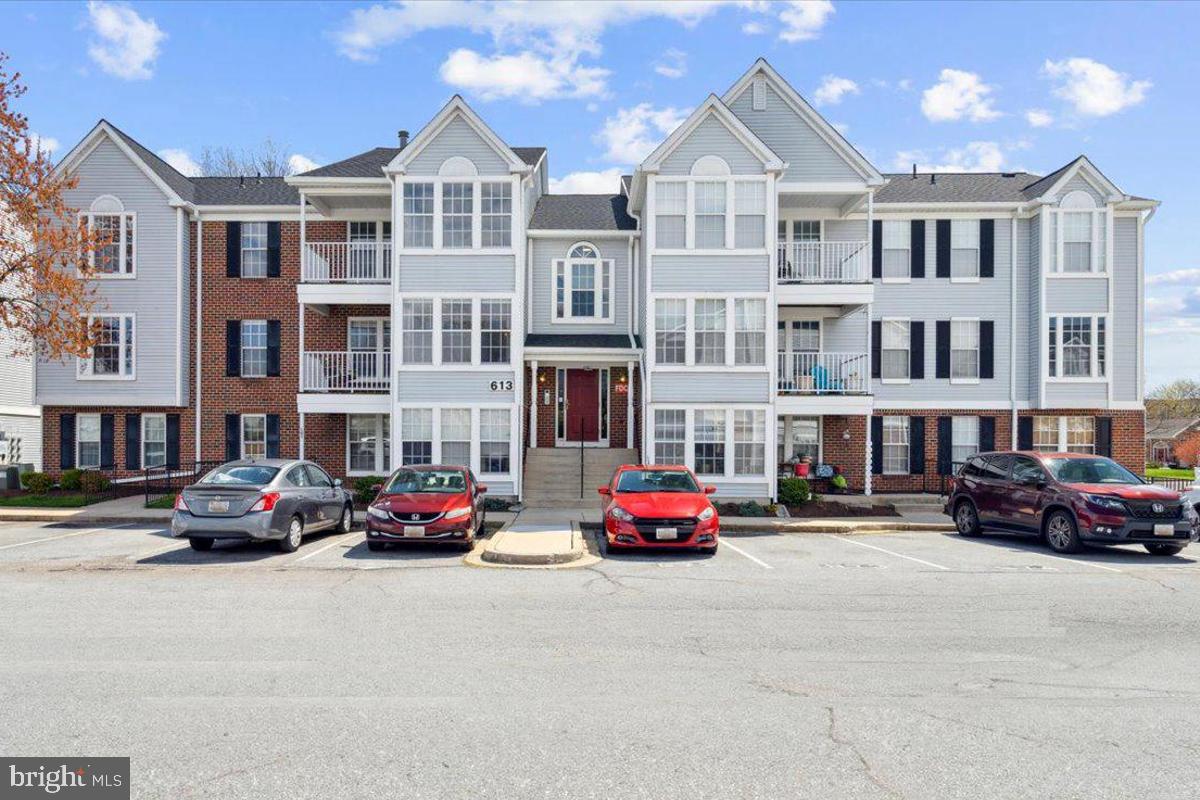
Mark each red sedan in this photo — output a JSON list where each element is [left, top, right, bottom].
[[598, 465, 719, 553], [364, 465, 487, 552]]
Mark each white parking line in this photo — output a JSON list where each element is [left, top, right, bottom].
[[291, 532, 362, 564], [721, 538, 772, 569], [826, 534, 950, 571], [1023, 550, 1123, 573], [0, 526, 110, 551]]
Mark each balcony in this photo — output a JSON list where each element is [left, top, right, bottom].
[[298, 351, 391, 414], [299, 242, 392, 305], [776, 241, 873, 307], [776, 351, 871, 416]]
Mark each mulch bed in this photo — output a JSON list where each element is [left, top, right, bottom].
[[787, 500, 899, 518]]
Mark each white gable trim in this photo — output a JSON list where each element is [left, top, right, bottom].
[[56, 121, 188, 206], [640, 94, 784, 174], [722, 59, 884, 186], [1034, 156, 1125, 203], [385, 96, 528, 176]]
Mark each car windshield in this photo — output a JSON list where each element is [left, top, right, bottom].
[[198, 464, 279, 486], [383, 469, 467, 494], [615, 470, 700, 494], [1044, 457, 1142, 485]]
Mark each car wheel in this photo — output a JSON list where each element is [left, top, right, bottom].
[[188, 537, 213, 552], [700, 543, 718, 556], [335, 504, 353, 534], [367, 541, 386, 552], [1144, 543, 1185, 556], [1044, 510, 1082, 554], [278, 516, 303, 553], [954, 499, 981, 537]]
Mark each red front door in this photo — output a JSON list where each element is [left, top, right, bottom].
[[566, 369, 600, 442]]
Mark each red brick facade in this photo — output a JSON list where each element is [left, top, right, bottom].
[[819, 414, 867, 493], [524, 364, 641, 453]]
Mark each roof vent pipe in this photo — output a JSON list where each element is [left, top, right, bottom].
[[398, 130, 409, 148], [930, 173, 937, 184], [912, 163, 916, 178]]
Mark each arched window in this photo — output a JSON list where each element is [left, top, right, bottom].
[[438, 156, 478, 177], [690, 155, 731, 176], [1061, 189, 1097, 209], [82, 195, 135, 276], [552, 241, 613, 323], [1057, 189, 1103, 273]]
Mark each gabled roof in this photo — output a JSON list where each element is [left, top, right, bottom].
[[57, 119, 195, 205], [385, 95, 529, 175], [300, 147, 401, 179], [512, 147, 546, 169], [1145, 418, 1200, 440], [529, 195, 636, 231], [525, 333, 641, 350], [639, 94, 784, 173], [1021, 155, 1124, 201]]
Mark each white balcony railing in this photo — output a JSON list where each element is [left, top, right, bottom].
[[301, 351, 391, 392], [777, 351, 869, 395], [777, 241, 870, 284], [303, 242, 392, 283]]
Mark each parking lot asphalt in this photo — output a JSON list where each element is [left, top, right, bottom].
[[1, 519, 1199, 799]]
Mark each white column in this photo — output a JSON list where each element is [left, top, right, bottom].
[[298, 412, 306, 460], [864, 412, 872, 496], [297, 302, 305, 393], [299, 192, 307, 281], [529, 359, 538, 449], [625, 360, 634, 449]]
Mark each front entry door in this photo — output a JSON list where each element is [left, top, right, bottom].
[[565, 369, 599, 442]]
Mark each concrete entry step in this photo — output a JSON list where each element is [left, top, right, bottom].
[[523, 447, 638, 504]]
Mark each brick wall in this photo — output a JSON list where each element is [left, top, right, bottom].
[[41, 406, 196, 480], [820, 414, 867, 493], [1018, 408, 1145, 475]]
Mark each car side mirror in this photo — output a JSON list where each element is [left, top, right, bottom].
[[333, 478, 343, 488], [704, 485, 717, 495], [476, 484, 488, 495], [598, 486, 611, 496]]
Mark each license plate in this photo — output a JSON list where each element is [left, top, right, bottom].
[[208, 500, 229, 513], [1154, 524, 1175, 537], [403, 526, 425, 537], [655, 527, 678, 540]]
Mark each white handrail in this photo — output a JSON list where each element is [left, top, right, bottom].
[[303, 241, 392, 283], [777, 351, 869, 394], [777, 241, 869, 283], [301, 351, 391, 392]]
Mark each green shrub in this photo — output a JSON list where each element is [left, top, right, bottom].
[[737, 501, 770, 517], [778, 477, 812, 505], [353, 475, 387, 505], [59, 468, 83, 491], [79, 470, 110, 494], [483, 497, 510, 512], [21, 471, 53, 494]]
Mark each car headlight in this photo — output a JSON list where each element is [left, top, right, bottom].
[[697, 506, 715, 521], [609, 505, 634, 522], [1083, 493, 1127, 513], [366, 505, 390, 520], [444, 505, 471, 520]]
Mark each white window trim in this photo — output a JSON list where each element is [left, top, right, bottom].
[[76, 413, 102, 470], [649, 174, 770, 254], [648, 405, 772, 480], [1049, 193, 1108, 276], [879, 316, 911, 385], [396, 177, 517, 255], [879, 219, 912, 285], [396, 296, 514, 370], [647, 294, 770, 372], [239, 221, 269, 279], [240, 413, 267, 460], [949, 219, 981, 284], [346, 413, 390, 476], [1046, 314, 1109, 383], [78, 209, 137, 279], [1033, 415, 1096, 453], [881, 416, 911, 476], [240, 319, 268, 379], [393, 404, 516, 479], [77, 313, 136, 381], [552, 243, 615, 325], [142, 413, 167, 469], [949, 317, 981, 385]]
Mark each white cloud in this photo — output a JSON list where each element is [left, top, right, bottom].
[[653, 48, 687, 79], [893, 141, 1007, 173], [549, 168, 624, 194], [440, 48, 607, 102], [778, 0, 835, 42], [741, 21, 766, 35], [597, 103, 691, 165], [813, 75, 859, 106], [287, 154, 321, 175], [158, 148, 201, 177], [921, 68, 1001, 123], [1042, 57, 1150, 117], [1148, 268, 1200, 287], [897, 78, 913, 91], [28, 132, 60, 155], [1025, 108, 1054, 128], [86, 1, 165, 80]]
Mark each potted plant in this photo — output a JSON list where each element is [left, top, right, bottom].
[[794, 455, 812, 478]]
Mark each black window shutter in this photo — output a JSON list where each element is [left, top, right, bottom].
[[870, 416, 884, 475], [226, 222, 241, 277], [935, 219, 951, 278], [910, 321, 925, 380], [266, 320, 281, 377], [125, 413, 141, 470], [980, 321, 995, 379], [166, 414, 180, 468], [60, 414, 76, 470], [909, 416, 926, 475], [871, 321, 882, 379], [910, 220, 925, 278], [936, 416, 953, 475], [225, 414, 240, 461], [980, 416, 996, 453], [1096, 417, 1113, 458], [226, 320, 241, 377], [1017, 417, 1033, 451], [266, 414, 280, 458], [99, 414, 115, 469], [871, 220, 882, 279], [980, 219, 995, 278], [267, 222, 281, 278], [935, 320, 951, 379]]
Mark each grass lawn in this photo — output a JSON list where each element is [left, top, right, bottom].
[[0, 493, 100, 508], [144, 494, 176, 509], [1146, 467, 1196, 480]]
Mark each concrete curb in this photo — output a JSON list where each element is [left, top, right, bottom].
[[0, 513, 172, 526], [468, 520, 600, 569], [722, 521, 956, 534]]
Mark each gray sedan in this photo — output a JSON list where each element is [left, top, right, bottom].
[[171, 459, 354, 552]]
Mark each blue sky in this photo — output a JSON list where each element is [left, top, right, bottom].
[[3, 0, 1197, 388]]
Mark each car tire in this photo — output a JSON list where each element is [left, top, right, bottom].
[[278, 516, 303, 553], [1044, 510, 1082, 554], [367, 541, 386, 552], [954, 499, 982, 537], [188, 537, 213, 552], [700, 543, 719, 556], [1144, 543, 1185, 556], [335, 504, 353, 534], [459, 539, 475, 553]]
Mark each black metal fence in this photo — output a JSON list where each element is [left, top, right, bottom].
[[1144, 476, 1197, 492], [141, 461, 224, 507]]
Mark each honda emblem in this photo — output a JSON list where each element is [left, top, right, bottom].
[[411, 513, 420, 521], [1152, 503, 1164, 514]]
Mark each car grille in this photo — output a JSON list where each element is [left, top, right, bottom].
[[388, 510, 444, 524], [1124, 501, 1183, 520], [632, 516, 698, 540]]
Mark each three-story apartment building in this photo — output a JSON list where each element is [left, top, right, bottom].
[[37, 60, 1156, 500]]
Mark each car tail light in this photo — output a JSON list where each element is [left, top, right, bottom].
[[249, 492, 281, 513], [174, 493, 189, 512]]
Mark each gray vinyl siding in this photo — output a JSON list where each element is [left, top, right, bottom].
[[652, 372, 769, 403], [823, 219, 867, 242], [872, 218, 1014, 404], [1029, 215, 1042, 404], [405, 115, 511, 176], [658, 115, 765, 176], [819, 308, 868, 352], [1111, 217, 1139, 402], [529, 237, 630, 334], [727, 80, 861, 183], [0, 413, 42, 470], [1014, 217, 1032, 403], [396, 371, 517, 403], [0, 326, 34, 406], [1044, 382, 1108, 407], [398, 254, 516, 292], [706, 480, 770, 500], [1059, 174, 1106, 205], [1045, 277, 1107, 313], [652, 254, 769, 292], [38, 137, 182, 406]]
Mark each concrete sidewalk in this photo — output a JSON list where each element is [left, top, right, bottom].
[[0, 493, 173, 525], [474, 508, 599, 568]]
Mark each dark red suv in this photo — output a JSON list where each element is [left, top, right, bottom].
[[945, 451, 1198, 556]]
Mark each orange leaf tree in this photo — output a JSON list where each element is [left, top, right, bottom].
[[0, 52, 107, 360], [1175, 434, 1200, 468]]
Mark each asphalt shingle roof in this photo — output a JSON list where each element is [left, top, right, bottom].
[[512, 147, 546, 167], [104, 120, 196, 203], [528, 194, 637, 231], [298, 145, 545, 178], [525, 334, 642, 350], [192, 177, 298, 206], [875, 171, 1047, 204]]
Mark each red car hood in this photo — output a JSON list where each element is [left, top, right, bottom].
[[611, 492, 712, 519], [1067, 483, 1180, 501], [373, 493, 470, 514]]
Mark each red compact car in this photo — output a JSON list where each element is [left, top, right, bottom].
[[364, 465, 487, 552], [598, 465, 719, 553]]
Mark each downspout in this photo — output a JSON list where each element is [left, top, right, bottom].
[[194, 214, 203, 462], [1010, 209, 1018, 448]]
